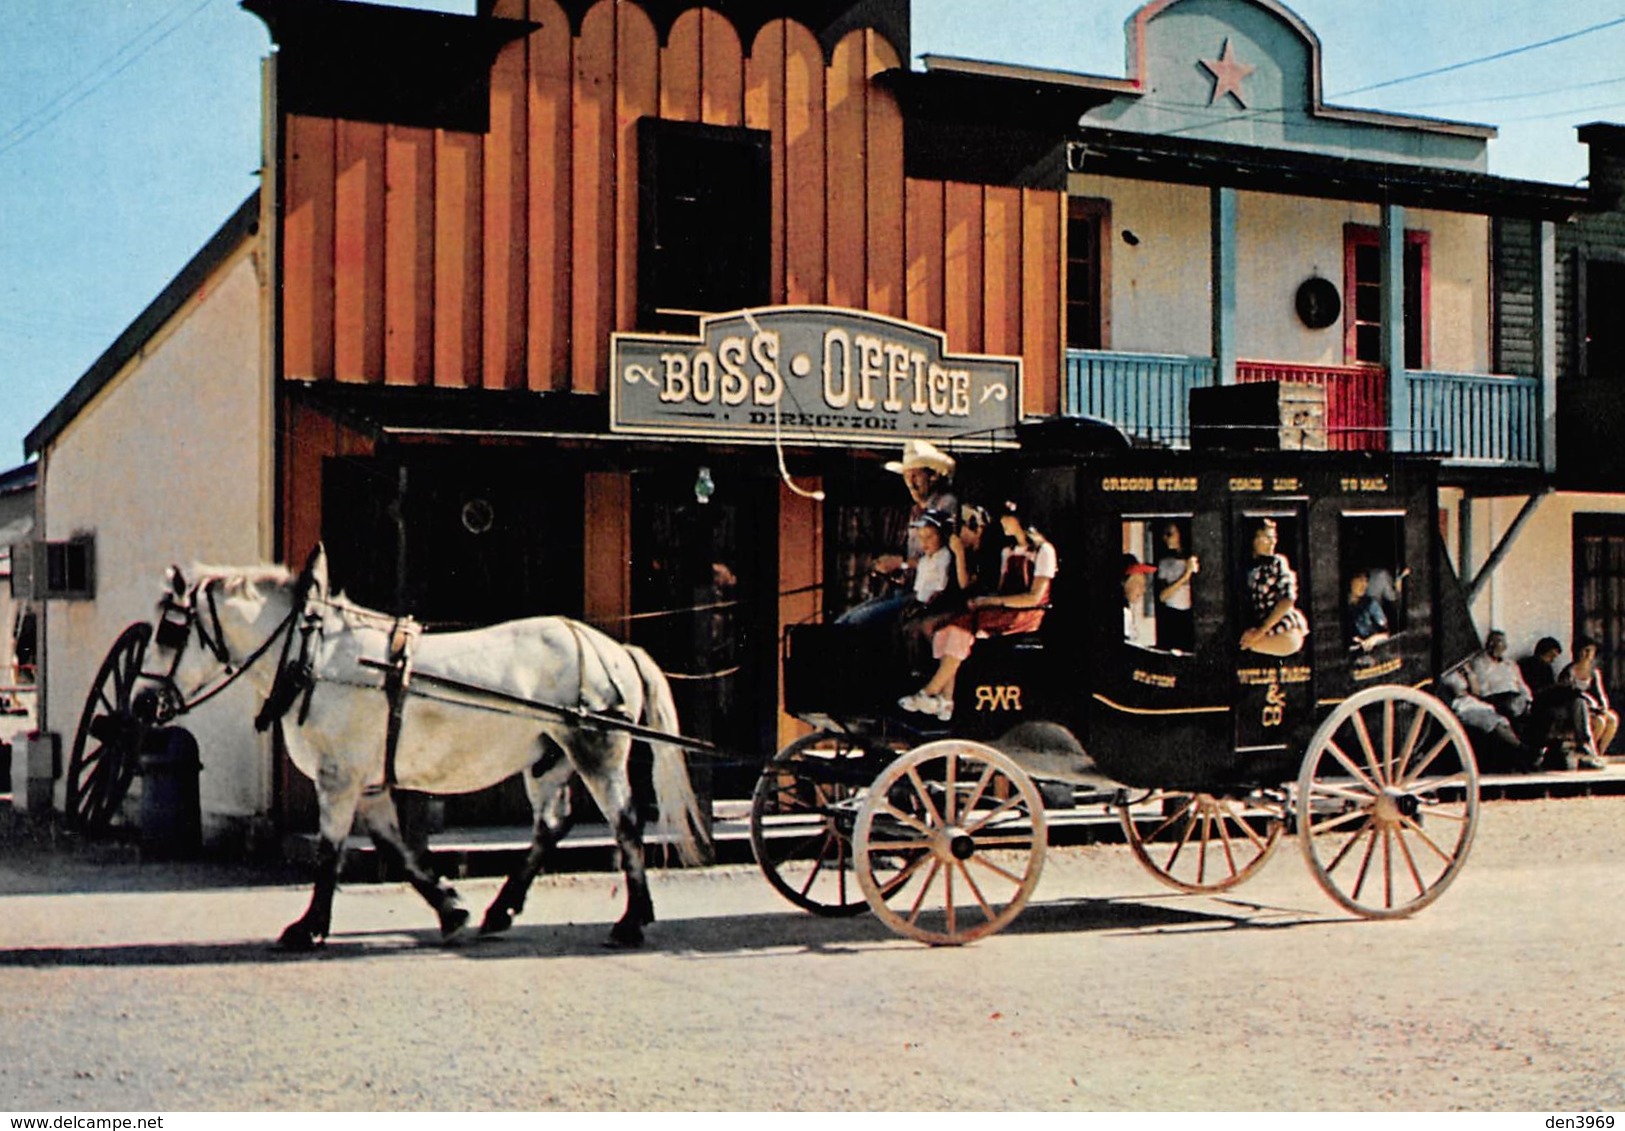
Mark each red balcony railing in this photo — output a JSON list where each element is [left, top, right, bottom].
[[1237, 361, 1388, 451]]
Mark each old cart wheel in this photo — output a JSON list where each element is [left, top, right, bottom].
[[1297, 685, 1479, 918], [750, 729, 901, 916], [66, 623, 157, 835], [853, 739, 1046, 945], [1119, 789, 1284, 893]]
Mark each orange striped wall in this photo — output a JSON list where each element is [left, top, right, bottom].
[[279, 0, 1063, 413]]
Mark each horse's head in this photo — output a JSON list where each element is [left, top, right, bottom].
[[147, 545, 328, 713]]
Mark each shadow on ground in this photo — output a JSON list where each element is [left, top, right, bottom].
[[0, 889, 1343, 970]]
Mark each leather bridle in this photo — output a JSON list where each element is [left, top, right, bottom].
[[144, 576, 306, 722]]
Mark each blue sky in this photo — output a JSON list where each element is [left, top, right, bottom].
[[2, 0, 1622, 469]]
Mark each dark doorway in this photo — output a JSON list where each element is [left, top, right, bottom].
[[323, 447, 584, 626], [629, 459, 777, 799], [319, 446, 585, 827], [1573, 514, 1625, 747], [1583, 258, 1625, 380]]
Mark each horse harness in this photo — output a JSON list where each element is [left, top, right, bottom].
[[380, 618, 421, 788]]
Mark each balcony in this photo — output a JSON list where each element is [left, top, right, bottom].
[[1065, 349, 1542, 468]]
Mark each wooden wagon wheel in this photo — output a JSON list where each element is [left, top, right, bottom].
[[1119, 789, 1284, 893], [750, 729, 904, 916], [1297, 685, 1479, 918], [853, 739, 1046, 945], [66, 622, 158, 835]]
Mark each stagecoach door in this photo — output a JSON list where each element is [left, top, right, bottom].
[[1232, 501, 1315, 761]]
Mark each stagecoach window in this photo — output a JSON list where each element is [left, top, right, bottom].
[[1340, 512, 1407, 654], [1121, 517, 1197, 654]]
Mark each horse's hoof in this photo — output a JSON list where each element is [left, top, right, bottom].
[[605, 921, 645, 949], [439, 906, 472, 942], [276, 924, 323, 952], [478, 907, 514, 936]]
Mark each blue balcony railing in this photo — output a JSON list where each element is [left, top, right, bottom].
[[1064, 350, 1213, 446], [1406, 369, 1542, 467], [1064, 348, 1545, 468]]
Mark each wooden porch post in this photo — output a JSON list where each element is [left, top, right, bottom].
[[1381, 202, 1410, 451], [1211, 185, 1237, 385], [1536, 219, 1558, 474]]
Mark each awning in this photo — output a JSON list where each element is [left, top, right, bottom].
[[285, 381, 612, 443], [1067, 127, 1592, 221]]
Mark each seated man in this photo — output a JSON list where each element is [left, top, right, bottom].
[[838, 440, 957, 627], [1440, 669, 1539, 773], [1465, 630, 1532, 727], [1519, 636, 1562, 695]]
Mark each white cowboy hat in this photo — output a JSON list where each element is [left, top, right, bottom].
[[884, 439, 955, 476]]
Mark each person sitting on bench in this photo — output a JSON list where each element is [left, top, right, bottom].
[[898, 500, 1057, 721]]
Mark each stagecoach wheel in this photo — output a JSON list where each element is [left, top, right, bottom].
[[66, 623, 157, 836], [750, 730, 904, 916], [1297, 685, 1479, 919], [853, 739, 1046, 945], [1118, 790, 1284, 894]]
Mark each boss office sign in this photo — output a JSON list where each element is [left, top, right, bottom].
[[610, 306, 1022, 445]]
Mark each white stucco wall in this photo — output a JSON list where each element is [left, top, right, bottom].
[[1067, 178, 1492, 373], [39, 242, 272, 845], [1456, 492, 1625, 669], [1235, 194, 1366, 365], [1068, 174, 1212, 357], [1416, 208, 1491, 375]]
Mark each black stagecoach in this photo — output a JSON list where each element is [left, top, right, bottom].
[[753, 421, 1483, 943]]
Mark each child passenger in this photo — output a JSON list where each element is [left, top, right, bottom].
[[899, 501, 1057, 721]]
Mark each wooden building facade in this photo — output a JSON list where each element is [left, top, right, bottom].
[[253, 0, 1073, 819]]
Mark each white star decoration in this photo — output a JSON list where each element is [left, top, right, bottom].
[[1200, 38, 1255, 107]]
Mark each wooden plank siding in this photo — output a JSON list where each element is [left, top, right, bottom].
[[278, 3, 1063, 407], [483, 0, 529, 391]]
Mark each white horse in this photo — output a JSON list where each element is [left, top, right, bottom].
[[147, 545, 708, 949]]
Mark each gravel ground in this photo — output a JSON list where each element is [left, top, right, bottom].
[[0, 794, 1622, 1111]]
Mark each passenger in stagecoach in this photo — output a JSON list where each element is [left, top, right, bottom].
[[836, 439, 958, 627], [898, 500, 1057, 721], [1239, 518, 1308, 657], [903, 508, 956, 615], [1153, 521, 1198, 653], [1122, 554, 1157, 646], [906, 503, 994, 640], [1346, 568, 1391, 653]]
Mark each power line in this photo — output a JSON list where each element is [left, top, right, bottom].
[[0, 0, 216, 159], [1498, 96, 1625, 124], [1331, 14, 1625, 98], [1389, 75, 1625, 112]]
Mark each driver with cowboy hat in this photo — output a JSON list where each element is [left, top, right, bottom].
[[837, 439, 959, 625]]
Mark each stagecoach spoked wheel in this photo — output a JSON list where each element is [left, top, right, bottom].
[[66, 623, 158, 836], [750, 729, 905, 916], [1118, 789, 1284, 893], [853, 739, 1046, 945], [1297, 685, 1479, 918]]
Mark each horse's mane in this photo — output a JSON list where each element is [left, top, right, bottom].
[[187, 562, 295, 589]]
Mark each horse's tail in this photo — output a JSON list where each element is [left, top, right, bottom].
[[626, 643, 710, 866]]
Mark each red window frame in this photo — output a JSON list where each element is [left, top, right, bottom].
[[1343, 223, 1430, 370], [1066, 198, 1111, 350]]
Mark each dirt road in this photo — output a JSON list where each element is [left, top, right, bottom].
[[1, 795, 1622, 1111]]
